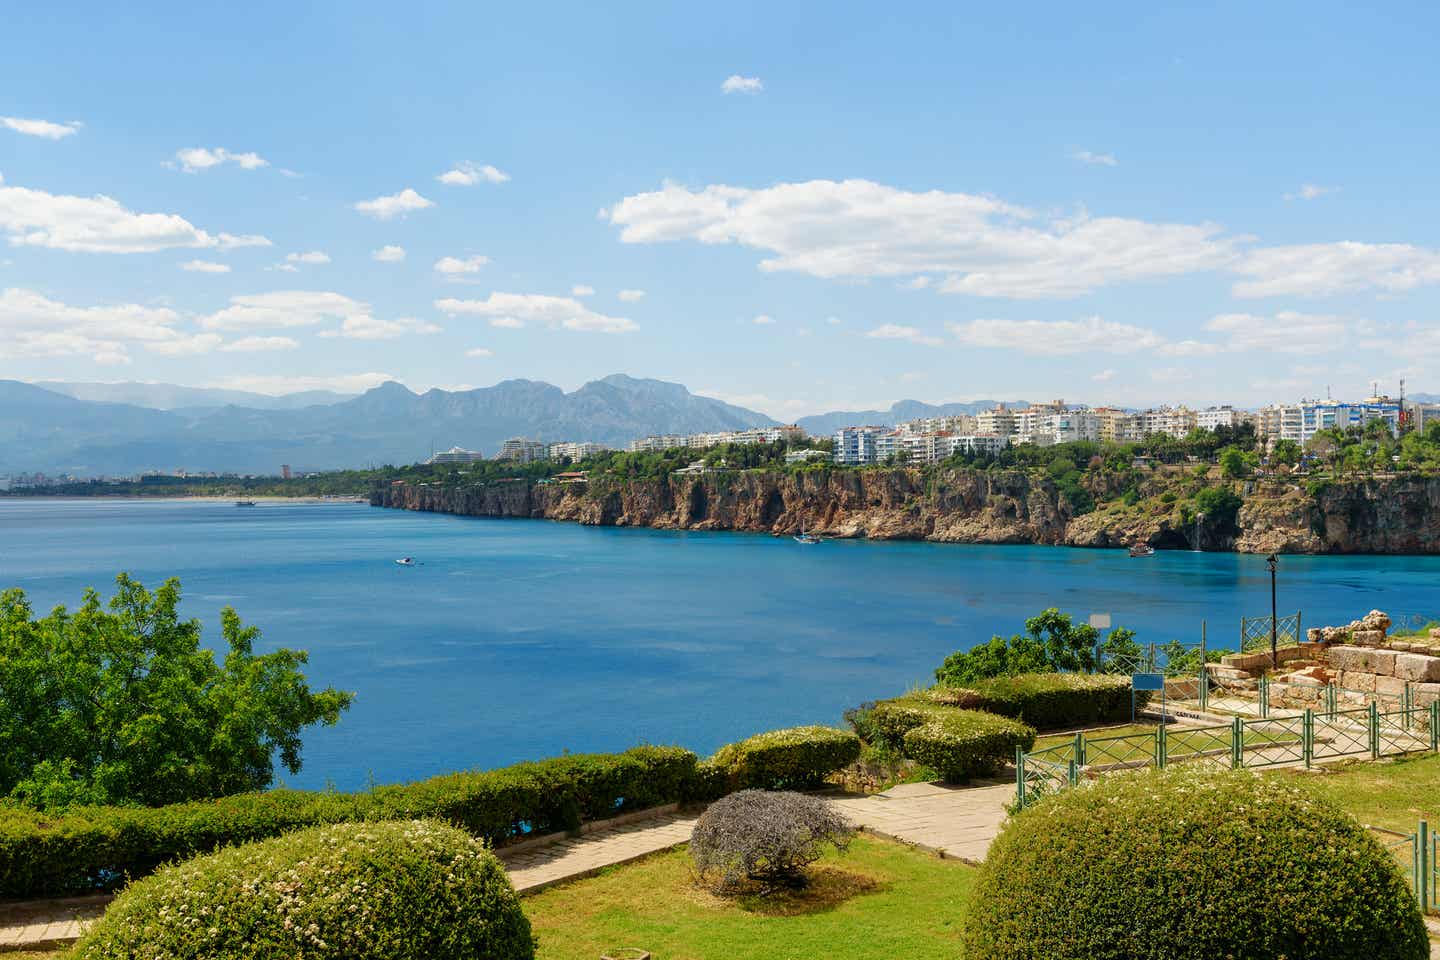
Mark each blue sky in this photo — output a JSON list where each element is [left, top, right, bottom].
[[3, 1, 1439, 417]]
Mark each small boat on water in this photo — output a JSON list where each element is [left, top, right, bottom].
[[395, 557, 417, 566], [1128, 543, 1156, 558], [235, 500, 257, 507], [793, 517, 821, 545]]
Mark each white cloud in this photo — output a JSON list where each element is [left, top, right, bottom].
[[1072, 149, 1118, 167], [618, 288, 646, 302], [434, 254, 489, 275], [865, 323, 942, 346], [607, 179, 1236, 299], [1092, 368, 1117, 382], [318, 315, 442, 341], [435, 292, 638, 334], [904, 276, 932, 290], [0, 287, 213, 362], [180, 259, 231, 273], [436, 162, 510, 186], [721, 75, 763, 95], [1, 116, 82, 140], [200, 291, 369, 331], [571, 284, 595, 296], [209, 372, 398, 396], [286, 250, 330, 265], [465, 347, 494, 358], [219, 335, 299, 353], [270, 263, 300, 273], [372, 245, 406, 262], [146, 333, 223, 357], [353, 188, 434, 220], [169, 147, 269, 173], [1203, 311, 1349, 355], [1232, 242, 1440, 298], [1284, 183, 1338, 201], [946, 316, 1167, 355], [825, 316, 842, 325], [751, 314, 775, 325], [1156, 339, 1223, 357], [0, 176, 272, 253]]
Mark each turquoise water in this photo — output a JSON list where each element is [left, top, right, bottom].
[[2, 498, 1437, 791]]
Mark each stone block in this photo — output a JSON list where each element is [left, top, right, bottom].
[[1430, 627, 1440, 641], [1390, 641, 1415, 652], [1369, 649, 1398, 676], [1339, 670, 1375, 693], [1359, 610, 1392, 634], [1353, 629, 1385, 647], [1375, 675, 1408, 696], [1413, 682, 1440, 707], [1326, 646, 1368, 672], [1394, 653, 1440, 683], [1307, 628, 1325, 644]]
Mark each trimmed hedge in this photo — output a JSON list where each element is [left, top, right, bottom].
[[70, 820, 534, 960], [902, 712, 1036, 783], [0, 745, 696, 898], [964, 768, 1429, 960], [928, 673, 1147, 730], [700, 726, 861, 795]]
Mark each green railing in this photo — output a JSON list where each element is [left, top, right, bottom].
[[1241, 611, 1302, 653], [1016, 701, 1440, 810], [1370, 821, 1435, 915]]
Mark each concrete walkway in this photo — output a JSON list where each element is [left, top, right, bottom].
[[0, 781, 1014, 952]]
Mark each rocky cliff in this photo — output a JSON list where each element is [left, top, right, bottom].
[[370, 470, 1440, 554]]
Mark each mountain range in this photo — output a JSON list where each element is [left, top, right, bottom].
[[0, 376, 774, 476]]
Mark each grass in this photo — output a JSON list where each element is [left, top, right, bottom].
[[1274, 751, 1440, 834], [524, 835, 975, 960]]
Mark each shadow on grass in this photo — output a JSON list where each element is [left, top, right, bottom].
[[687, 865, 889, 917]]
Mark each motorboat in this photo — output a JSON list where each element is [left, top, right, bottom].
[[395, 557, 416, 566], [235, 500, 257, 507], [1128, 543, 1156, 558]]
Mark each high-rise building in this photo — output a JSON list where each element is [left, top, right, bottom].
[[496, 438, 549, 462], [426, 446, 487, 465], [281, 464, 292, 480]]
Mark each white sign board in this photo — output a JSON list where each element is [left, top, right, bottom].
[[1088, 613, 1112, 629]]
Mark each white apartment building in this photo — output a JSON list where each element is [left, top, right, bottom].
[[976, 404, 1019, 437], [627, 424, 805, 452], [1406, 402, 1440, 433], [898, 414, 979, 435], [784, 448, 830, 464], [548, 441, 609, 461], [496, 438, 549, 462], [1258, 398, 1402, 445], [834, 426, 1009, 464], [1195, 406, 1238, 431], [425, 445, 486, 465], [833, 426, 886, 465]]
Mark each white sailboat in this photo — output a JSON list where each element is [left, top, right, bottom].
[[793, 516, 821, 544]]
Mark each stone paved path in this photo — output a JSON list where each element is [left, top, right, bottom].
[[831, 780, 1014, 863], [498, 811, 701, 893], [0, 895, 109, 953]]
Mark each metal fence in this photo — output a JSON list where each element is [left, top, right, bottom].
[[1241, 611, 1302, 653], [1015, 702, 1439, 809], [1370, 821, 1436, 915]]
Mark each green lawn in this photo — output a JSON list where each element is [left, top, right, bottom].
[[1274, 751, 1440, 834], [524, 836, 975, 960]]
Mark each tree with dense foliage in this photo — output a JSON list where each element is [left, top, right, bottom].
[[0, 575, 353, 808], [934, 609, 1136, 683]]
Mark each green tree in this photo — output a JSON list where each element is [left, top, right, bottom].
[[1270, 438, 1302, 469], [1218, 446, 1250, 479], [934, 608, 1121, 683], [0, 575, 353, 809]]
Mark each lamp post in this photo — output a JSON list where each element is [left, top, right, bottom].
[[1266, 553, 1279, 669]]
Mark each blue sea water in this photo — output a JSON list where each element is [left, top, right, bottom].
[[1, 498, 1437, 791]]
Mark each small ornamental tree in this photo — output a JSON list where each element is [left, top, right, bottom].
[[0, 574, 353, 808], [690, 790, 854, 893], [936, 608, 1133, 683]]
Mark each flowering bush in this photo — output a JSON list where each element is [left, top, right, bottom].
[[690, 790, 853, 893], [929, 673, 1145, 729], [964, 768, 1429, 960], [901, 712, 1035, 782], [69, 820, 534, 960]]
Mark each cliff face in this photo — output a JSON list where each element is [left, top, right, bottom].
[[370, 471, 1440, 555]]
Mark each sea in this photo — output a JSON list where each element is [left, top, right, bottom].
[[2, 497, 1437, 791]]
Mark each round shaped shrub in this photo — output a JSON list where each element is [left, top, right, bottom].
[[690, 789, 853, 893], [964, 768, 1428, 960], [69, 820, 535, 960], [902, 710, 1035, 782]]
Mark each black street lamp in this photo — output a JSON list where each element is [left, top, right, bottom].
[[1266, 553, 1279, 668]]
